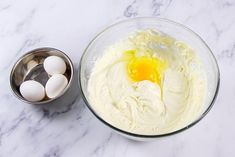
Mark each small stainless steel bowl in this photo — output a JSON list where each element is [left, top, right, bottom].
[[10, 47, 74, 105]]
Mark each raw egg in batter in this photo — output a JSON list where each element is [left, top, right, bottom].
[[125, 50, 167, 85]]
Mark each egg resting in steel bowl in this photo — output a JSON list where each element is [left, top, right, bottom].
[[87, 29, 207, 135]]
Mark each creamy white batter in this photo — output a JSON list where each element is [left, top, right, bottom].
[[88, 30, 207, 135]]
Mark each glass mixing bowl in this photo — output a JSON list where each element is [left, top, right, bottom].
[[79, 17, 220, 140]]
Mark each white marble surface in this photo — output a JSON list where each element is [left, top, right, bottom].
[[0, 0, 234, 156]]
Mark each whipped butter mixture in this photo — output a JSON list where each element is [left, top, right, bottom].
[[88, 30, 207, 135]]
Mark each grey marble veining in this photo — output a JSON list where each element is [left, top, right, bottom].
[[0, 0, 235, 156]]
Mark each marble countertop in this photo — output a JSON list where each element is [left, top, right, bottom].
[[0, 0, 234, 156]]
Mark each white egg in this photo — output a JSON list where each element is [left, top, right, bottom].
[[43, 56, 66, 75], [27, 60, 38, 70], [45, 74, 68, 98], [20, 80, 45, 102]]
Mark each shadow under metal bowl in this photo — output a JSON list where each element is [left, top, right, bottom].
[[10, 47, 74, 105]]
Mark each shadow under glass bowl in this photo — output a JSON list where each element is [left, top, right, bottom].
[[79, 17, 220, 140]]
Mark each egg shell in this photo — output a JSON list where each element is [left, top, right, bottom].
[[20, 80, 45, 102], [43, 56, 66, 75], [27, 60, 38, 70], [45, 74, 68, 98]]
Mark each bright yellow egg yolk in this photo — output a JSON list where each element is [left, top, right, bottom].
[[126, 51, 167, 85]]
